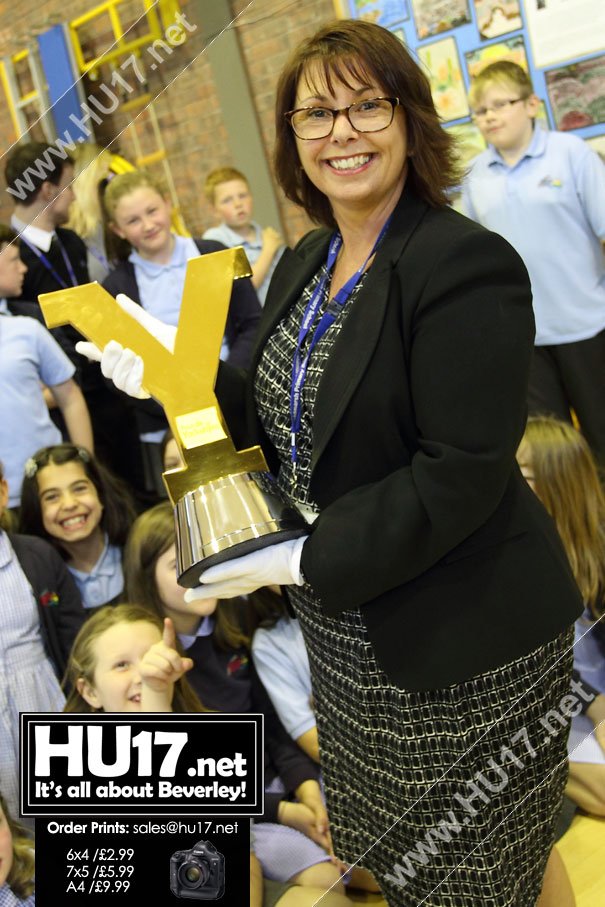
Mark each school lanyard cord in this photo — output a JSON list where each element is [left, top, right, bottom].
[[19, 233, 78, 289], [289, 217, 391, 483]]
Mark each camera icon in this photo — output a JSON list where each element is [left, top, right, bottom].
[[170, 840, 225, 900]]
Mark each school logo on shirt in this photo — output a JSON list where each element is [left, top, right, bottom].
[[39, 589, 59, 607], [227, 653, 248, 676], [538, 176, 563, 188]]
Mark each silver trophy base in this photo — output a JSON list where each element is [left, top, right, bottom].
[[175, 471, 307, 588]]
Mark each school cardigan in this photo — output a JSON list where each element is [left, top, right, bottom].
[[215, 186, 583, 691], [9, 533, 86, 679]]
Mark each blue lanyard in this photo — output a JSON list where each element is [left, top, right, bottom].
[[88, 244, 109, 271], [289, 218, 391, 477], [19, 233, 78, 289]]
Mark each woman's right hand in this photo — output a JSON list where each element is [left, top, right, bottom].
[[75, 293, 177, 399]]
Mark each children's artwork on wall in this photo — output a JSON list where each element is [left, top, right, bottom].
[[410, 0, 470, 40], [418, 37, 470, 121], [465, 34, 528, 79], [545, 55, 605, 131], [334, 0, 605, 143], [525, 0, 605, 68], [338, 0, 409, 27], [472, 0, 522, 40], [446, 121, 487, 168]]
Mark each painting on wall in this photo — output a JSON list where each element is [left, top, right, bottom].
[[465, 34, 528, 79], [446, 121, 487, 168], [410, 0, 471, 40], [472, 0, 522, 41], [337, 0, 409, 27], [545, 56, 605, 131], [418, 37, 470, 121]]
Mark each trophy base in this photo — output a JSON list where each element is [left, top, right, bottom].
[[175, 471, 308, 588]]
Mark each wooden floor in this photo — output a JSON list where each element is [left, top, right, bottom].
[[558, 813, 605, 907], [347, 813, 605, 905]]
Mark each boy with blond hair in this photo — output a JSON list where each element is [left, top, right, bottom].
[[462, 61, 605, 463], [203, 166, 285, 305]]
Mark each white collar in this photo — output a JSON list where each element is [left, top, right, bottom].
[[11, 214, 55, 253]]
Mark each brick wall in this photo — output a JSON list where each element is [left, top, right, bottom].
[[0, 0, 337, 243]]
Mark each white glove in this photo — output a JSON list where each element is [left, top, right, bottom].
[[184, 536, 308, 602], [75, 293, 177, 400]]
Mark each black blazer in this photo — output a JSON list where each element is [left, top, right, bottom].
[[217, 188, 583, 690]]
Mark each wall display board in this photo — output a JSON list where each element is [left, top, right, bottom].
[[335, 0, 605, 159]]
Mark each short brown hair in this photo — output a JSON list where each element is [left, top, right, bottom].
[[469, 61, 533, 109], [0, 223, 17, 249], [274, 19, 461, 226], [5, 141, 73, 206], [204, 167, 249, 204]]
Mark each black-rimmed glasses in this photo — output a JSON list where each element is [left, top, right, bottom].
[[285, 97, 400, 140], [472, 98, 526, 119]]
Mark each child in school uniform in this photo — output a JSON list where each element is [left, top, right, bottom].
[[517, 416, 605, 817], [461, 61, 605, 464], [0, 226, 93, 508], [123, 502, 352, 897], [19, 444, 135, 613], [203, 167, 285, 306], [100, 170, 262, 457], [0, 460, 85, 820]]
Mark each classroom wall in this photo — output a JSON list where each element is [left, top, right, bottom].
[[0, 0, 334, 242], [0, 0, 603, 243]]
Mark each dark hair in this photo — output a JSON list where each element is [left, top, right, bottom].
[[0, 790, 35, 899], [0, 223, 17, 248], [62, 603, 206, 713], [5, 141, 74, 206], [19, 443, 136, 558], [274, 19, 461, 227]]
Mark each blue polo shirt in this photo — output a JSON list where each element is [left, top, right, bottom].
[[202, 221, 284, 305], [68, 537, 123, 609], [462, 128, 605, 345], [0, 314, 74, 506], [130, 234, 201, 325]]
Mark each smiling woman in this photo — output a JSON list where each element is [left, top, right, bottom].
[[19, 444, 135, 612], [91, 19, 583, 906]]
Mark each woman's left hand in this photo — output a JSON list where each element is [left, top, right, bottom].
[[184, 537, 307, 602]]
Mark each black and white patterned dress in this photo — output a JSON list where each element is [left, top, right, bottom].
[[254, 267, 573, 906]]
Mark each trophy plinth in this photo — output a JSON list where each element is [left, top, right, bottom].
[[175, 472, 306, 587], [39, 248, 307, 589]]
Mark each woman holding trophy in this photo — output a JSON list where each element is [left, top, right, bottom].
[[84, 20, 582, 907]]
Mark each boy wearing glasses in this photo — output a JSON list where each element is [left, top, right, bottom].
[[203, 167, 285, 305], [462, 61, 605, 464]]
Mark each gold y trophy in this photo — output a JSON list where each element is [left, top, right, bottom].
[[39, 248, 306, 587]]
